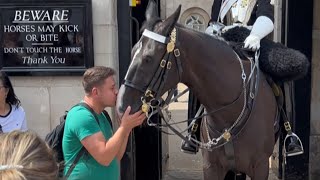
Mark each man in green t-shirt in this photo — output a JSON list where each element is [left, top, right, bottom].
[[62, 66, 146, 180]]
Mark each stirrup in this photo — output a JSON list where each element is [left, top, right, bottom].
[[283, 133, 304, 157], [180, 135, 199, 154]]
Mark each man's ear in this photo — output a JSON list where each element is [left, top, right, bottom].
[[91, 87, 99, 97]]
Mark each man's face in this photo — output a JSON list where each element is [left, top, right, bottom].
[[96, 76, 118, 107]]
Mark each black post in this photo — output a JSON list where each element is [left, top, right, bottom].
[[117, 0, 132, 83], [117, 1, 135, 180], [281, 0, 313, 179]]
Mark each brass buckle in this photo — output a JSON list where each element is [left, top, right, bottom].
[[174, 49, 180, 57], [191, 123, 198, 133], [141, 102, 150, 113], [167, 62, 172, 69], [145, 89, 154, 98], [222, 130, 231, 142], [160, 59, 166, 68], [284, 122, 292, 132]]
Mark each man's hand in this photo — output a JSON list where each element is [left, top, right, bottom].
[[244, 34, 261, 51], [120, 106, 146, 131]]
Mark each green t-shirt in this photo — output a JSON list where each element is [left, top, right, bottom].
[[62, 105, 119, 180]]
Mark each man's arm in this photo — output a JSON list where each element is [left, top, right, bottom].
[[116, 131, 131, 161], [80, 106, 145, 166], [81, 126, 129, 166]]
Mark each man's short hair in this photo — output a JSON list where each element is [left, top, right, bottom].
[[82, 66, 116, 94]]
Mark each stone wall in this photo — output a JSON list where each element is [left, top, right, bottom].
[[164, 0, 212, 25], [309, 0, 320, 178]]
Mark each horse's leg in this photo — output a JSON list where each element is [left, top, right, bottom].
[[203, 162, 227, 180], [202, 149, 227, 180], [201, 123, 227, 180], [251, 159, 269, 180]]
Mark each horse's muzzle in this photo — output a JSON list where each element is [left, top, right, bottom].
[[116, 85, 143, 115]]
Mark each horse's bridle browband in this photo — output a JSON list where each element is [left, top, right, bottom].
[[142, 29, 169, 44]]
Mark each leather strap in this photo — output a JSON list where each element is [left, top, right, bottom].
[[65, 147, 86, 178], [224, 142, 236, 171]]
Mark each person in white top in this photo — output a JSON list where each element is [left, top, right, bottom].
[[0, 71, 27, 133]]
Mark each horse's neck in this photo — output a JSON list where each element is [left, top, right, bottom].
[[179, 28, 248, 126]]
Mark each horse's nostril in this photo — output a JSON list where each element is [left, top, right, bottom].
[[116, 104, 125, 114]]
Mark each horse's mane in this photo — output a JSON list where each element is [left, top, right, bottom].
[[140, 20, 231, 53], [175, 24, 230, 48]]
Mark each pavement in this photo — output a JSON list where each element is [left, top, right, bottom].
[[162, 84, 279, 180], [163, 170, 279, 180]]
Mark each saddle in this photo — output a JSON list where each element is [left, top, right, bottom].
[[221, 27, 309, 82]]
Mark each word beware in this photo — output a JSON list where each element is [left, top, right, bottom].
[[14, 10, 69, 22]]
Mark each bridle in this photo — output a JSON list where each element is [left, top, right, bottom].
[[123, 26, 260, 150], [124, 27, 183, 116]]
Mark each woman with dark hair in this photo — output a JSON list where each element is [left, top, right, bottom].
[[0, 71, 27, 133]]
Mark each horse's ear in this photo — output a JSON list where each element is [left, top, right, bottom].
[[160, 5, 181, 35], [145, 0, 158, 21]]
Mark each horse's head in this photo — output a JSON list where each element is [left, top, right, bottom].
[[117, 1, 182, 114]]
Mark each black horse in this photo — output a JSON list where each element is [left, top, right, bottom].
[[116, 1, 307, 179]]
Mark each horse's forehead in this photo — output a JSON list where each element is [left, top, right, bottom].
[[132, 40, 155, 59], [132, 39, 152, 57], [139, 23, 166, 52], [132, 29, 166, 62], [144, 40, 157, 53]]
